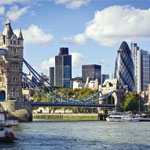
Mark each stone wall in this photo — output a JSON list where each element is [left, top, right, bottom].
[[0, 100, 32, 121]]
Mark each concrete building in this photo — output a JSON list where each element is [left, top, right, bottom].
[[101, 74, 109, 84], [0, 19, 23, 101], [131, 43, 150, 92], [82, 64, 101, 84], [55, 47, 72, 88], [72, 77, 83, 89], [49, 67, 54, 86]]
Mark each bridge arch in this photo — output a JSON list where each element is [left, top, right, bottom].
[[0, 90, 5, 101], [99, 78, 125, 111], [106, 95, 115, 105]]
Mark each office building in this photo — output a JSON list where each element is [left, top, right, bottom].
[[49, 67, 54, 86], [55, 47, 72, 88], [82, 64, 101, 84], [131, 43, 150, 92], [101, 74, 109, 84], [114, 41, 135, 91]]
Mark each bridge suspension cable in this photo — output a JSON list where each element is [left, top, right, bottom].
[[23, 72, 116, 103], [23, 59, 102, 102]]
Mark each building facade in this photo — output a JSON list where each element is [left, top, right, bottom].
[[55, 47, 72, 88], [131, 43, 150, 92], [82, 64, 101, 84], [0, 19, 23, 101], [114, 41, 135, 91], [101, 74, 109, 84], [49, 67, 54, 86]]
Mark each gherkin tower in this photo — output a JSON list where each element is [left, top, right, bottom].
[[114, 41, 135, 91]]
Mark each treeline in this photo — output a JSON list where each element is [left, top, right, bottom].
[[33, 87, 99, 113]]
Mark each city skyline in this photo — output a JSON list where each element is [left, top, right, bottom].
[[0, 0, 149, 77]]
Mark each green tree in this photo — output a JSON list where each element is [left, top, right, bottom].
[[121, 92, 139, 112]]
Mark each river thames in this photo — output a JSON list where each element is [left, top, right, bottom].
[[1, 121, 150, 150]]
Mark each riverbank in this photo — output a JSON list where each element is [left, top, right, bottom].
[[33, 113, 100, 121]]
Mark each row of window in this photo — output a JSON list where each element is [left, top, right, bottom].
[[11, 64, 19, 70]]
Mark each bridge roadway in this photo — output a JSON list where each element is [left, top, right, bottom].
[[31, 102, 115, 108]]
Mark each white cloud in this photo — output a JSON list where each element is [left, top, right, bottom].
[[40, 57, 55, 71], [39, 52, 85, 72], [65, 6, 150, 46], [6, 5, 29, 21], [0, 0, 29, 5], [53, 0, 91, 9], [63, 33, 87, 45], [0, 6, 5, 15], [99, 59, 106, 65], [54, 0, 70, 4], [71, 52, 86, 67], [14, 24, 53, 46]]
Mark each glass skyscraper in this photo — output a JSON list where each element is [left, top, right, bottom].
[[131, 43, 150, 92], [114, 41, 135, 91], [55, 48, 72, 88]]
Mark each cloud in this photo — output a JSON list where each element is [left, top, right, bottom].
[[99, 59, 106, 65], [14, 24, 53, 46], [39, 52, 86, 72], [65, 6, 150, 46], [0, 6, 5, 15], [54, 0, 70, 4], [63, 33, 87, 45], [0, 0, 29, 5], [71, 52, 86, 67], [53, 0, 91, 9], [40, 57, 55, 71], [6, 5, 29, 21]]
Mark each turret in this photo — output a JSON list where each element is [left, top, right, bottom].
[[18, 28, 23, 40], [2, 19, 14, 39]]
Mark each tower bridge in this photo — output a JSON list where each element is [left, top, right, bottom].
[[0, 20, 125, 121]]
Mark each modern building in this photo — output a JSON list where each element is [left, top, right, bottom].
[[49, 67, 54, 86], [82, 64, 101, 84], [101, 74, 109, 84], [55, 47, 72, 88], [131, 43, 150, 92], [114, 41, 135, 91]]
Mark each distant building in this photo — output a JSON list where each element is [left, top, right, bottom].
[[49, 67, 54, 86], [131, 43, 150, 92], [72, 77, 83, 89], [114, 41, 135, 91], [82, 64, 101, 84], [101, 74, 109, 84], [55, 47, 72, 88]]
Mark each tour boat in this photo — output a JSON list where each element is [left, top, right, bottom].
[[0, 111, 18, 142], [106, 111, 140, 122]]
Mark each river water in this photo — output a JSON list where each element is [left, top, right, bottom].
[[1, 121, 150, 150]]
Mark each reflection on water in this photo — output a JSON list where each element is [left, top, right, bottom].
[[1, 121, 150, 150]]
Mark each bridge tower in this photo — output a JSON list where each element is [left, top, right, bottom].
[[0, 19, 23, 101]]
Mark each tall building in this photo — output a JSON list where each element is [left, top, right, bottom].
[[101, 74, 109, 84], [0, 19, 23, 100], [131, 43, 150, 92], [49, 67, 54, 86], [114, 41, 135, 91], [55, 47, 72, 88], [82, 64, 101, 84]]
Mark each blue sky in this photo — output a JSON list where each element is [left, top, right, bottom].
[[0, 0, 150, 77]]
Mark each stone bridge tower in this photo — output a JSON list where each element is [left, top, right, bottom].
[[99, 78, 126, 112], [0, 19, 23, 101]]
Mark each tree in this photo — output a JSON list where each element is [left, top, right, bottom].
[[121, 92, 139, 112]]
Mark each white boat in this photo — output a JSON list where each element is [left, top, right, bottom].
[[0, 111, 18, 142], [106, 111, 139, 122]]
